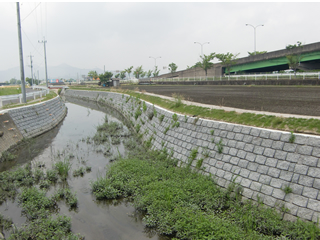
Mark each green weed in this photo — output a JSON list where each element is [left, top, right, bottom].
[[289, 131, 296, 143], [55, 158, 72, 180], [159, 114, 165, 123], [216, 139, 224, 154]]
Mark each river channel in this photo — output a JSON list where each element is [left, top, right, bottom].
[[0, 97, 169, 240]]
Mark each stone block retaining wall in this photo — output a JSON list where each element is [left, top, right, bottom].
[[65, 89, 320, 223], [0, 96, 67, 156]]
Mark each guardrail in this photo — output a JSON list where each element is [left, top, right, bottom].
[[151, 72, 320, 82], [0, 87, 49, 108]]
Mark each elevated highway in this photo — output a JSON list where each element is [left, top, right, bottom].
[[157, 41, 320, 78]]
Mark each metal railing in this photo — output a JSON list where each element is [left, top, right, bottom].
[[0, 86, 49, 108], [151, 72, 320, 82]]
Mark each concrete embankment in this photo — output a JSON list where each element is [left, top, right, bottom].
[[65, 89, 320, 223], [0, 96, 67, 158]]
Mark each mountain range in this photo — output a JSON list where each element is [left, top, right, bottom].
[[0, 63, 106, 82]]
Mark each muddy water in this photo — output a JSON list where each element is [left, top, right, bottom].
[[0, 97, 168, 240]]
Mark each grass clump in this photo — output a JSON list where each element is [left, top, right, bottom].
[[54, 158, 72, 180], [289, 131, 296, 143], [159, 114, 165, 123], [282, 185, 293, 194], [171, 93, 184, 108], [142, 101, 147, 112], [216, 139, 224, 154], [0, 151, 16, 162], [135, 109, 142, 120]]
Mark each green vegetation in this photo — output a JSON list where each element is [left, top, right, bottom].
[[0, 87, 21, 96], [159, 114, 165, 123], [216, 139, 224, 154], [216, 52, 240, 75], [289, 131, 296, 143], [0, 160, 84, 239], [91, 146, 320, 239], [282, 185, 293, 195], [54, 158, 72, 180]]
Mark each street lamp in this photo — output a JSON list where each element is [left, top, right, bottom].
[[246, 24, 264, 55], [194, 42, 210, 57], [149, 56, 161, 71]]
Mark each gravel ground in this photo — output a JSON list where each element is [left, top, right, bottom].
[[121, 85, 320, 117]]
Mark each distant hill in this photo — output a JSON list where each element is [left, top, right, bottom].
[[0, 63, 107, 82]]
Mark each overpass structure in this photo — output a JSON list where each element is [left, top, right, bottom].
[[229, 41, 320, 74], [156, 41, 320, 79]]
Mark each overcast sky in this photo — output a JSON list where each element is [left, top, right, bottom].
[[1, 1, 320, 76]]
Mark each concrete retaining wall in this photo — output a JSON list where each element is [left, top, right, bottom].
[[0, 96, 67, 157], [65, 89, 320, 223]]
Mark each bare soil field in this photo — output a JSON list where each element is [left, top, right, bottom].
[[121, 85, 320, 117]]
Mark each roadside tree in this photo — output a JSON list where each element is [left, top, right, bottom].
[[120, 71, 126, 80], [199, 53, 215, 77], [134, 66, 144, 79], [248, 51, 267, 56], [147, 70, 153, 78], [168, 63, 178, 73], [125, 66, 133, 79], [216, 52, 240, 75], [88, 70, 98, 80], [153, 66, 160, 77], [286, 41, 303, 76], [9, 78, 17, 85], [99, 71, 113, 83]]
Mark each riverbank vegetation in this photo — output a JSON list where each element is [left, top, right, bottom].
[[68, 85, 320, 135], [91, 139, 320, 239], [0, 156, 85, 239]]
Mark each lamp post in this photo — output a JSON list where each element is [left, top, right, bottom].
[[149, 56, 161, 70], [245, 24, 264, 55], [194, 42, 210, 57]]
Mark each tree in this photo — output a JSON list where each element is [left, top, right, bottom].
[[147, 70, 153, 78], [199, 53, 215, 77], [9, 78, 17, 85], [140, 71, 146, 78], [248, 51, 267, 56], [115, 73, 120, 78], [120, 71, 126, 80], [153, 66, 160, 77], [99, 71, 113, 83], [134, 66, 143, 79], [26, 77, 32, 86], [216, 52, 240, 75], [286, 41, 303, 76], [125, 66, 133, 79], [88, 70, 98, 80], [168, 63, 178, 73]]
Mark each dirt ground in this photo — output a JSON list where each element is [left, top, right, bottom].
[[120, 85, 320, 117]]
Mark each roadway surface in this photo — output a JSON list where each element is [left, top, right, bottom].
[[121, 85, 320, 117]]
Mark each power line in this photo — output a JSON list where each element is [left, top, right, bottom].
[[21, 2, 41, 22]]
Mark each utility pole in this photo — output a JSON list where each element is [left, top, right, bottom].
[[28, 54, 34, 86], [16, 2, 27, 103], [38, 37, 48, 87]]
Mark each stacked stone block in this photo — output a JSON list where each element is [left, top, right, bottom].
[[65, 89, 320, 223], [8, 97, 67, 138]]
